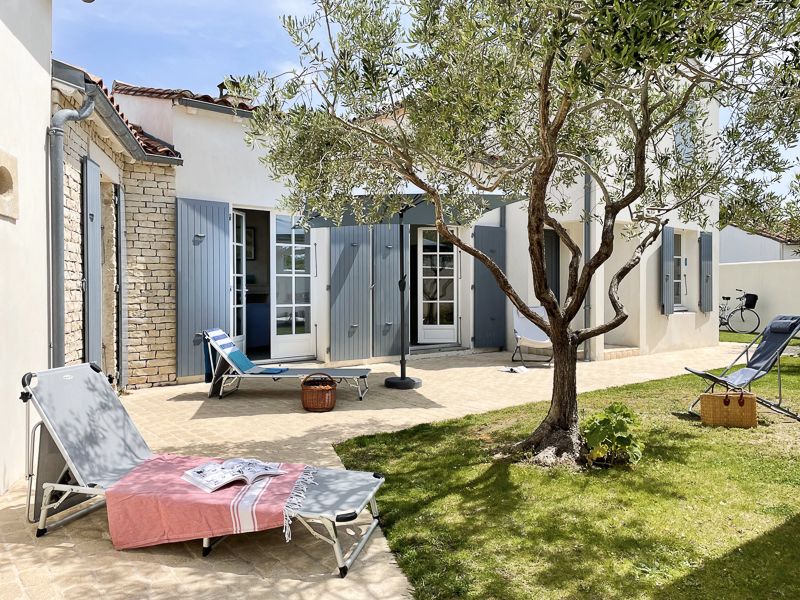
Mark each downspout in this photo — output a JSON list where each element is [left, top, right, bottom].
[[48, 90, 96, 368], [583, 167, 592, 361]]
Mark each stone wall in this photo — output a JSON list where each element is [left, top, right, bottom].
[[59, 92, 179, 389], [123, 163, 178, 388], [60, 93, 124, 368]]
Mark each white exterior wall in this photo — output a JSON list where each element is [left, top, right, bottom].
[[112, 95, 174, 144], [0, 0, 52, 493], [720, 226, 799, 263], [720, 260, 800, 325], [639, 224, 719, 354], [172, 107, 287, 208]]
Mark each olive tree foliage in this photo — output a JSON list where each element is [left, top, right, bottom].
[[237, 0, 800, 464]]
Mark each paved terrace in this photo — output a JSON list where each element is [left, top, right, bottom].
[[0, 344, 745, 600]]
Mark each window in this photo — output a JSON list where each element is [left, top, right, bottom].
[[673, 102, 696, 164], [673, 233, 686, 310], [275, 215, 311, 335]]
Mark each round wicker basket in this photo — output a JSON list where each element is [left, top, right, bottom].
[[300, 372, 337, 412]]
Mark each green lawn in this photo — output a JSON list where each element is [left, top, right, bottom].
[[336, 360, 800, 600], [720, 329, 800, 347]]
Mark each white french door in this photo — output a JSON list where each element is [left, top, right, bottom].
[[270, 213, 315, 359], [417, 227, 458, 343], [231, 210, 246, 349]]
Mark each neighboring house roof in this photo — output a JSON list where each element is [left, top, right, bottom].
[[52, 60, 182, 165], [727, 224, 800, 246], [112, 81, 256, 115]]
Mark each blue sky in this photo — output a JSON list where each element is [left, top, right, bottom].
[[53, 0, 313, 93]]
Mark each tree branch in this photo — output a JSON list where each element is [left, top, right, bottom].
[[575, 219, 664, 343]]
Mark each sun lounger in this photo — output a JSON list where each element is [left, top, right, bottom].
[[20, 363, 384, 576], [511, 305, 553, 366], [203, 328, 370, 399], [686, 314, 800, 421]]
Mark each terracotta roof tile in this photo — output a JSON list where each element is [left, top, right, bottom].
[[112, 81, 257, 112], [84, 73, 182, 160]]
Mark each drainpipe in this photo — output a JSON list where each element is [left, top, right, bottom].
[[583, 166, 592, 361], [48, 90, 96, 368]]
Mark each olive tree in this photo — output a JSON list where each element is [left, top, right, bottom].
[[238, 0, 800, 465]]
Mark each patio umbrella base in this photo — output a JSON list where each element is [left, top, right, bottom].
[[384, 376, 422, 390]]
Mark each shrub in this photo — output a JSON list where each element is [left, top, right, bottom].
[[581, 402, 644, 466]]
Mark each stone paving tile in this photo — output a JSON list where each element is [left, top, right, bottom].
[[0, 345, 743, 600]]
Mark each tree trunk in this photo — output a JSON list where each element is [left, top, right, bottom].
[[516, 330, 583, 467]]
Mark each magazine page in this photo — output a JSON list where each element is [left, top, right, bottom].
[[222, 458, 286, 484], [182, 462, 241, 493]]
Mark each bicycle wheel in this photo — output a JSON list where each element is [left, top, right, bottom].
[[727, 308, 760, 334]]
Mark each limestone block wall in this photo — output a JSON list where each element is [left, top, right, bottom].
[[58, 92, 179, 389], [123, 163, 178, 388], [59, 93, 125, 368]]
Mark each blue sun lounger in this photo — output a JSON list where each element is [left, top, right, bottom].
[[202, 329, 370, 400], [686, 314, 800, 421]]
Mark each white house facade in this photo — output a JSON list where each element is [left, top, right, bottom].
[[0, 0, 53, 494], [107, 79, 720, 381]]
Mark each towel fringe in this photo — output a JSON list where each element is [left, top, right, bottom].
[[283, 465, 318, 542]]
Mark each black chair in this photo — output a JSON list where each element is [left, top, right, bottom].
[[686, 315, 800, 421]]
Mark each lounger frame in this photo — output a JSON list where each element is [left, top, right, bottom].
[[214, 366, 370, 401], [21, 371, 109, 536], [20, 364, 383, 576], [204, 331, 370, 400], [511, 306, 553, 367], [687, 322, 800, 421], [201, 475, 384, 578]]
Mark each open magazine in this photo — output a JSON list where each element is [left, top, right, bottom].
[[182, 458, 287, 493]]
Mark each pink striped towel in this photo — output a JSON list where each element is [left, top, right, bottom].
[[105, 454, 313, 550]]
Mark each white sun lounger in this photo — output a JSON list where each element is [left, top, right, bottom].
[[511, 305, 553, 366], [20, 363, 384, 577], [203, 328, 371, 400]]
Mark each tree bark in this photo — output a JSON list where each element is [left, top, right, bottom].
[[516, 327, 583, 467]]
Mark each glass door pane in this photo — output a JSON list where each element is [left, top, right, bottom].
[[231, 210, 247, 349], [417, 227, 458, 343], [271, 214, 314, 359]]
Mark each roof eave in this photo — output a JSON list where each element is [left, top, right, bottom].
[[52, 60, 183, 166], [178, 97, 253, 119]]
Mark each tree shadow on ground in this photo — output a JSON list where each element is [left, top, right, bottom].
[[337, 417, 721, 599], [652, 514, 800, 600]]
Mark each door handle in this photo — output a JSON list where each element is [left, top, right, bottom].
[[385, 322, 393, 326], [350, 324, 359, 328], [194, 233, 206, 239]]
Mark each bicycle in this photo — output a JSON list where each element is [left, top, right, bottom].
[[719, 289, 761, 334]]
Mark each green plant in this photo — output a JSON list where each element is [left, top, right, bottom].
[[581, 403, 644, 466]]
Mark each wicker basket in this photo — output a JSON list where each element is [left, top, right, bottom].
[[700, 391, 757, 428], [301, 372, 337, 412]]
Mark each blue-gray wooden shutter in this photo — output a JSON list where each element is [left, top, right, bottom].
[[330, 225, 371, 361], [115, 184, 128, 388], [177, 198, 230, 377], [473, 225, 507, 348], [698, 231, 713, 313], [544, 229, 561, 302], [372, 224, 408, 357], [661, 226, 675, 315], [82, 157, 102, 366]]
